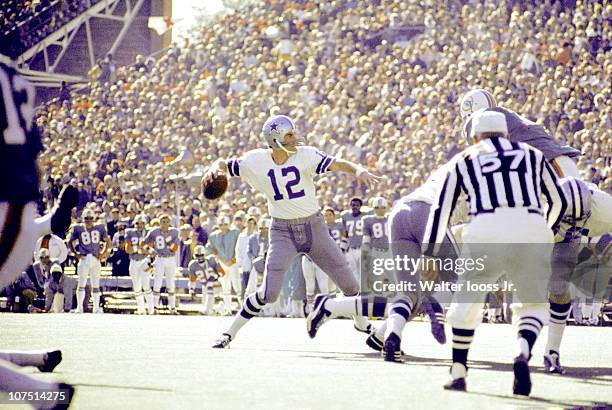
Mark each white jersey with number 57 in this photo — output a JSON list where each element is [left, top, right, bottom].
[[226, 146, 334, 219]]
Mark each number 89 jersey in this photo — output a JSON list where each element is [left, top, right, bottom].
[[70, 224, 109, 258], [0, 62, 43, 202], [226, 146, 335, 219]]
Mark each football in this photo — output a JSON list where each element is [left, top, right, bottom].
[[202, 173, 228, 200]]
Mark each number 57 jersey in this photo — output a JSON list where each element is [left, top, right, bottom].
[[226, 146, 335, 219]]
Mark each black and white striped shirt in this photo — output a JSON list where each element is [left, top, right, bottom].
[[423, 136, 567, 256]]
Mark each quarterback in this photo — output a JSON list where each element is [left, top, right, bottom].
[[206, 114, 381, 348]]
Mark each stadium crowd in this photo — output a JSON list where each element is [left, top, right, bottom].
[[15, 0, 610, 316], [1, 0, 97, 55]]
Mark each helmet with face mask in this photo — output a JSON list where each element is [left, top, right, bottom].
[[262, 115, 303, 154]]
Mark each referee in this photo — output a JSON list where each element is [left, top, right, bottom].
[[423, 111, 567, 396]]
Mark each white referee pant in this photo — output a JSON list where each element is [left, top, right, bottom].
[[448, 208, 554, 330], [302, 255, 335, 300], [153, 255, 177, 310], [0, 202, 49, 290], [218, 262, 241, 314], [346, 247, 361, 283], [129, 258, 153, 313]]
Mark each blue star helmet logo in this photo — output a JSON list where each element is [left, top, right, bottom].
[[270, 123, 278, 132]]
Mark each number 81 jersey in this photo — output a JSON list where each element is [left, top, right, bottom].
[[226, 146, 335, 219], [70, 224, 109, 258]]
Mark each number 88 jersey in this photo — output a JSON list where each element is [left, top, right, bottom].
[[70, 224, 109, 258], [226, 146, 335, 219], [0, 62, 43, 202]]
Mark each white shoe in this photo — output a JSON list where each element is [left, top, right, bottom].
[[93, 307, 104, 314], [70, 308, 83, 313], [135, 309, 147, 315]]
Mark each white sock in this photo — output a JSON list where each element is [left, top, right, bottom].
[[153, 292, 160, 309], [76, 288, 85, 311], [385, 313, 407, 340], [0, 351, 45, 367], [92, 290, 100, 310], [375, 321, 387, 340], [324, 296, 359, 317], [135, 293, 145, 311], [168, 292, 176, 311], [223, 294, 232, 313], [450, 362, 467, 379], [226, 293, 264, 338], [515, 337, 530, 358]]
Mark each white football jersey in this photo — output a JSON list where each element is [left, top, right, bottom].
[[227, 146, 334, 219], [404, 163, 451, 204]]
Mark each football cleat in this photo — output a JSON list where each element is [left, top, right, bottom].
[[38, 350, 62, 373], [513, 354, 532, 396], [92, 307, 104, 314], [212, 333, 232, 349], [307, 294, 331, 339], [50, 185, 79, 236], [366, 333, 384, 351], [422, 296, 446, 344], [169, 309, 180, 315], [382, 332, 403, 363], [49, 382, 75, 410], [443, 377, 467, 392], [543, 351, 566, 375]]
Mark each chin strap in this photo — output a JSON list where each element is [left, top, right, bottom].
[[275, 139, 297, 155]]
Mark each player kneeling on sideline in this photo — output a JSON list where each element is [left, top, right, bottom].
[[69, 208, 111, 313], [206, 114, 381, 348], [423, 111, 566, 395], [44, 263, 65, 312], [544, 177, 612, 374], [187, 245, 220, 315], [144, 214, 179, 315]]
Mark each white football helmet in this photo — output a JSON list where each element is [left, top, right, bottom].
[[371, 197, 387, 208], [134, 214, 147, 227], [262, 115, 303, 154], [459, 89, 497, 120], [193, 245, 206, 264], [82, 209, 95, 223], [258, 218, 271, 230]]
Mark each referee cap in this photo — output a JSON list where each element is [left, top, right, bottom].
[[471, 110, 508, 137]]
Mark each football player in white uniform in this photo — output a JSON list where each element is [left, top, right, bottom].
[[125, 214, 153, 314], [206, 114, 380, 348], [545, 177, 612, 373], [69, 209, 111, 313], [144, 214, 180, 314]]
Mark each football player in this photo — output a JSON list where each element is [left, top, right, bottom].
[[341, 197, 369, 283], [308, 167, 456, 358], [188, 245, 219, 315], [0, 59, 76, 408], [69, 208, 111, 313], [544, 177, 612, 373], [459, 89, 580, 177], [144, 214, 180, 314], [125, 214, 153, 314], [206, 114, 380, 348], [361, 197, 390, 282]]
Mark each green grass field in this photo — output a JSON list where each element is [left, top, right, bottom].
[[1, 313, 611, 409]]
